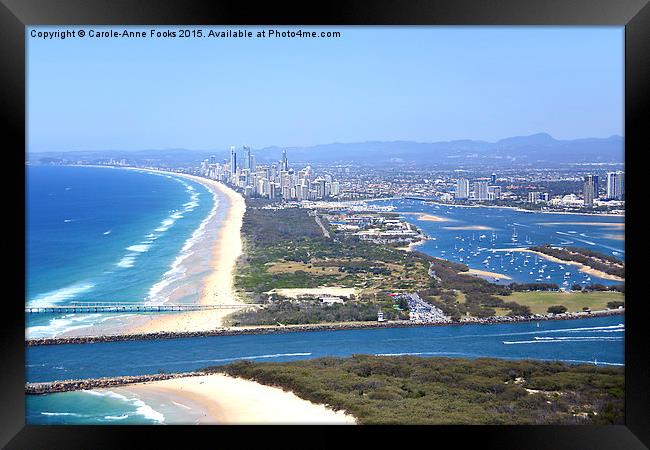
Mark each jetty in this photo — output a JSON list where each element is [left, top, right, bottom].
[[25, 301, 256, 314]]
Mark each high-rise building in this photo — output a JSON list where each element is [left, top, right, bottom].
[[243, 146, 251, 170], [606, 171, 624, 200], [488, 185, 501, 200], [474, 180, 489, 200], [229, 146, 237, 173], [583, 175, 599, 207], [490, 173, 497, 184], [281, 149, 288, 171], [209, 155, 217, 164], [528, 192, 541, 203], [456, 178, 470, 199]]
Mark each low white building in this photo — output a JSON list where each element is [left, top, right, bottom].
[[319, 296, 345, 305]]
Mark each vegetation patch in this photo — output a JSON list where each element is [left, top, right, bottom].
[[206, 355, 624, 425]]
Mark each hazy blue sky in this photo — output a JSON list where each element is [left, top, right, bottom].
[[27, 26, 623, 152]]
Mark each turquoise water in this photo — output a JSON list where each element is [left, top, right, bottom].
[[27, 389, 165, 425], [26, 166, 218, 337], [374, 199, 624, 287]]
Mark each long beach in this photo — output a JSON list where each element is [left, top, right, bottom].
[[54, 167, 248, 337], [123, 171, 248, 334]]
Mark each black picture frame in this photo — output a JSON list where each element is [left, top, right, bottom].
[[2, 0, 648, 448]]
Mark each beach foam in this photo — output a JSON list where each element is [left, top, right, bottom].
[[29, 282, 95, 308], [126, 244, 151, 253], [83, 390, 165, 423], [26, 313, 101, 338], [146, 189, 219, 305]]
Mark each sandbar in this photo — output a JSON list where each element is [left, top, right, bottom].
[[397, 212, 454, 222], [461, 269, 512, 281]]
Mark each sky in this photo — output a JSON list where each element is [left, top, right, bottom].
[[27, 26, 624, 152]]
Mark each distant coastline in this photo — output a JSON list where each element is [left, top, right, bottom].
[[390, 198, 625, 218]]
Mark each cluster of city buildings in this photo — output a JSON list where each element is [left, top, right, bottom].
[[454, 173, 502, 201], [450, 170, 624, 209], [582, 171, 624, 207], [199, 147, 340, 200]]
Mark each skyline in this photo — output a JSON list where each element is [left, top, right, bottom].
[[28, 26, 623, 152]]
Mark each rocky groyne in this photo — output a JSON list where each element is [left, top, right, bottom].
[[26, 372, 203, 395], [26, 309, 623, 347]]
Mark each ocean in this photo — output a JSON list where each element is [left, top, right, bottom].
[[26, 165, 219, 338]]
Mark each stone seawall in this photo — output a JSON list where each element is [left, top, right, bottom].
[[26, 372, 202, 395], [26, 309, 623, 347]]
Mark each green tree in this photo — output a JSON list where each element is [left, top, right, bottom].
[[547, 305, 567, 314]]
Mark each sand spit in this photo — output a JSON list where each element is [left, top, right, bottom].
[[118, 374, 357, 425]]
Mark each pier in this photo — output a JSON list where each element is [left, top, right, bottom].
[[25, 301, 256, 314]]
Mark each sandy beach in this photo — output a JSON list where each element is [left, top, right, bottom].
[[397, 238, 427, 252], [125, 172, 248, 334], [491, 248, 624, 282], [115, 374, 356, 425], [52, 166, 249, 336]]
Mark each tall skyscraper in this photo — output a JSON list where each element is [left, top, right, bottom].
[[209, 155, 217, 164], [243, 146, 251, 170], [230, 146, 237, 173], [474, 180, 489, 200], [490, 173, 497, 184], [606, 171, 624, 200], [583, 175, 599, 207], [456, 178, 470, 199], [282, 149, 288, 171]]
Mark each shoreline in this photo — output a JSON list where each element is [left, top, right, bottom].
[[462, 268, 512, 281], [26, 308, 624, 347], [27, 373, 357, 425], [490, 248, 625, 282], [123, 170, 248, 335], [52, 166, 248, 336], [113, 374, 356, 424], [389, 198, 624, 218]]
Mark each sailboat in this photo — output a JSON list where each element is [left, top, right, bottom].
[[511, 227, 518, 243]]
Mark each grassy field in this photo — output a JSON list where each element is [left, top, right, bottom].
[[496, 291, 624, 315], [208, 355, 624, 425]]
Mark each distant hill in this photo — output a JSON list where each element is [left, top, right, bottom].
[[27, 133, 623, 167], [256, 133, 624, 166]]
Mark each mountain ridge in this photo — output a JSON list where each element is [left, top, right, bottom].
[[28, 133, 624, 167]]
